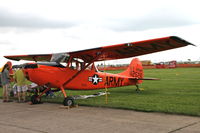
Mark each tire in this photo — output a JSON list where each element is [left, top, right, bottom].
[[63, 97, 75, 106], [31, 95, 41, 104], [10, 90, 14, 97]]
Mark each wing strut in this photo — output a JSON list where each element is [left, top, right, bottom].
[[103, 58, 108, 104], [60, 52, 104, 98]]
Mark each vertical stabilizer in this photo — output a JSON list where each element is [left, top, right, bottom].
[[119, 58, 143, 84]]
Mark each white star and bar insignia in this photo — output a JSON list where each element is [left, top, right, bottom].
[[88, 74, 102, 85]]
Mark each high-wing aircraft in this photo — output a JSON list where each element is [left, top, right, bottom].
[[4, 36, 194, 106]]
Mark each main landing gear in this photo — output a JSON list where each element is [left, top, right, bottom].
[[63, 97, 75, 106], [30, 84, 51, 105], [31, 94, 75, 106], [60, 86, 76, 106], [31, 95, 41, 104], [30, 85, 75, 107]]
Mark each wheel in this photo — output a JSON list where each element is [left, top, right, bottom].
[[63, 97, 75, 106], [31, 95, 41, 104], [10, 90, 14, 97], [135, 84, 140, 93]]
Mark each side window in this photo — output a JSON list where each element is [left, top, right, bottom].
[[69, 58, 84, 71], [68, 58, 97, 71]]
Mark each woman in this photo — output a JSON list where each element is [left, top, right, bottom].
[[1, 64, 12, 102]]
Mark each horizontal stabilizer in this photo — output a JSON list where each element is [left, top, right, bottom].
[[130, 77, 160, 80]]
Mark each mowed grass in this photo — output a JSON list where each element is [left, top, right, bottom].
[[72, 68, 200, 116], [1, 68, 200, 116]]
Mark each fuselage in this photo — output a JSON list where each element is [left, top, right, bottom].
[[23, 64, 138, 90]]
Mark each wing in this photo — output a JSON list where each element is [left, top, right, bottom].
[[4, 36, 194, 62], [4, 54, 52, 62], [70, 36, 194, 62]]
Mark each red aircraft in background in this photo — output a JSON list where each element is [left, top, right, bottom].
[[4, 36, 194, 106]]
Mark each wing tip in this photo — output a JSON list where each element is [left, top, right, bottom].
[[4, 56, 20, 61], [170, 36, 196, 46]]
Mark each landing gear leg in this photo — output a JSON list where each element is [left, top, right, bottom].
[[31, 85, 51, 104], [31, 94, 41, 104], [60, 86, 75, 106], [135, 84, 140, 93]]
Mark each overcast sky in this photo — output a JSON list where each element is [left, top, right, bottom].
[[0, 0, 200, 66]]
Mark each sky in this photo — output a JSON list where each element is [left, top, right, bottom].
[[0, 0, 200, 66]]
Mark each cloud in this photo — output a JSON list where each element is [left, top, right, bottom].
[[0, 40, 12, 45], [106, 8, 200, 31], [0, 9, 75, 29]]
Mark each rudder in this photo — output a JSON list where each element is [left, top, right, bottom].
[[119, 58, 144, 84]]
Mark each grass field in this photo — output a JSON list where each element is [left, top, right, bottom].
[[1, 68, 200, 116]]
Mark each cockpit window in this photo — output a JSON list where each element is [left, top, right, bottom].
[[70, 58, 84, 70], [49, 54, 93, 70]]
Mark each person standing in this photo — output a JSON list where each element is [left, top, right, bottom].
[[1, 64, 12, 102], [14, 68, 28, 102]]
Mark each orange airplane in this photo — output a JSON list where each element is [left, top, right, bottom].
[[4, 36, 194, 106]]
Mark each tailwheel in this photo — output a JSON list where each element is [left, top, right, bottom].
[[135, 84, 140, 93], [63, 97, 75, 106], [31, 95, 41, 104]]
